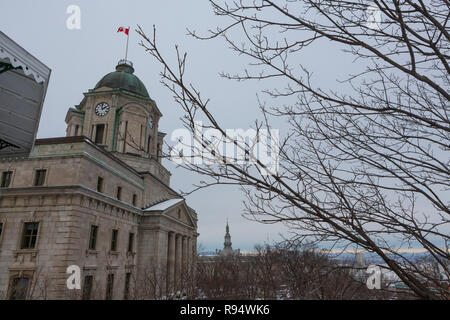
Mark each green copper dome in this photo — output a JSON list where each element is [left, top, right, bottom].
[[94, 60, 150, 98]]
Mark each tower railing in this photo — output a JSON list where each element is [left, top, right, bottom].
[[118, 59, 133, 67]]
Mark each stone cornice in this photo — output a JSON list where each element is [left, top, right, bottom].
[[0, 185, 142, 219], [34, 136, 142, 177], [30, 136, 145, 189]]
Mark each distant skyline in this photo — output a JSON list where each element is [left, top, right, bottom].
[[205, 248, 446, 255]]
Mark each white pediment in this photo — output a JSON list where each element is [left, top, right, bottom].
[[144, 198, 196, 228]]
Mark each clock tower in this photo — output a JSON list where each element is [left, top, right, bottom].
[[65, 59, 170, 184]]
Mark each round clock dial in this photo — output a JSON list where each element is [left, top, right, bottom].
[[95, 102, 110, 117], [149, 116, 155, 129]]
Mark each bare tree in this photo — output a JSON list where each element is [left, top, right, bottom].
[[252, 245, 282, 299], [137, 0, 449, 299], [196, 254, 245, 299], [273, 243, 388, 299], [129, 264, 165, 299], [196, 243, 397, 300], [29, 268, 53, 300]]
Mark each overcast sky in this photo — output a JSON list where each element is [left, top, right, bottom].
[[0, 0, 376, 251]]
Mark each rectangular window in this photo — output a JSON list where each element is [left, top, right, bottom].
[[116, 186, 122, 200], [1, 171, 12, 188], [147, 136, 152, 153], [8, 277, 30, 300], [82, 275, 93, 300], [128, 232, 134, 253], [97, 177, 104, 193], [124, 272, 131, 300], [110, 229, 118, 252], [20, 222, 39, 249], [33, 169, 46, 186], [132, 194, 137, 206], [95, 124, 105, 144], [105, 274, 114, 300], [88, 225, 98, 250]]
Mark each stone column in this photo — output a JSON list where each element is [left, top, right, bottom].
[[166, 232, 175, 293], [192, 235, 198, 269], [91, 124, 97, 141], [182, 236, 187, 274], [175, 234, 182, 291], [186, 237, 191, 270]]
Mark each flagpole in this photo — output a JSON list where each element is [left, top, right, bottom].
[[125, 27, 130, 61]]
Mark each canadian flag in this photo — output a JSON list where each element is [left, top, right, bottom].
[[117, 26, 130, 35]]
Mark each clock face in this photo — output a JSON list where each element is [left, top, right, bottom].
[[149, 116, 155, 129], [95, 102, 110, 117]]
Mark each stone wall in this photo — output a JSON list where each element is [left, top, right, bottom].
[[0, 187, 140, 299]]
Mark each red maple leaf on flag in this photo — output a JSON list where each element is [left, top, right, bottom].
[[117, 27, 129, 35]]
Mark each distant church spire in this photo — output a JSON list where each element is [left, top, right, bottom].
[[218, 219, 239, 257], [224, 219, 232, 250]]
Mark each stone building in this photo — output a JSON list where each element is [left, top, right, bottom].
[[0, 59, 198, 299]]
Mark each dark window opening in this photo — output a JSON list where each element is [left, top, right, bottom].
[[111, 229, 118, 252], [89, 225, 98, 250], [95, 124, 105, 144], [82, 275, 93, 300], [105, 274, 114, 300], [124, 273, 131, 300], [97, 177, 104, 193], [8, 277, 30, 300], [0, 222, 3, 239], [128, 232, 134, 253], [33, 169, 46, 186], [20, 222, 39, 249], [116, 186, 122, 200], [1, 171, 12, 188], [132, 194, 137, 207]]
